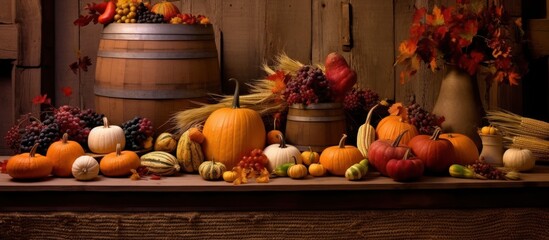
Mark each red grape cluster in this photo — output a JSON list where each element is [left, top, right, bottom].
[[282, 65, 331, 105], [343, 88, 380, 112], [237, 149, 269, 172], [4, 106, 105, 154], [122, 117, 154, 150], [407, 103, 444, 135], [468, 158, 505, 180]]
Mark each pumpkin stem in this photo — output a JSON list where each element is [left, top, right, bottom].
[[338, 134, 347, 148], [292, 156, 298, 165], [391, 130, 409, 147], [62, 133, 69, 144], [431, 127, 442, 140], [403, 148, 412, 161], [115, 143, 121, 157], [29, 143, 39, 158], [103, 117, 110, 128], [230, 78, 240, 109], [308, 146, 314, 163], [273, 116, 278, 131], [364, 104, 379, 125], [277, 134, 286, 148]]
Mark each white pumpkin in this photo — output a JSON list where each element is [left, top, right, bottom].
[[263, 134, 302, 171], [87, 117, 126, 154], [503, 148, 536, 172], [72, 155, 100, 181]]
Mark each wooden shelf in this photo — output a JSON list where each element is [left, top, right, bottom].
[[1, 164, 549, 212]]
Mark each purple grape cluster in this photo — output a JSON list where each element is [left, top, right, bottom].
[[343, 88, 380, 112], [282, 65, 331, 105], [469, 158, 506, 180], [407, 103, 444, 135]]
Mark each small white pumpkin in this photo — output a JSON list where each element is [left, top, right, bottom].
[[264, 134, 302, 171], [503, 148, 536, 172], [87, 117, 126, 154], [72, 155, 100, 181]]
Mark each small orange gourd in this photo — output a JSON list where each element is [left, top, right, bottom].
[[266, 116, 283, 145], [7, 143, 53, 179], [301, 146, 320, 166], [99, 143, 141, 177], [319, 134, 363, 176], [46, 133, 85, 177]]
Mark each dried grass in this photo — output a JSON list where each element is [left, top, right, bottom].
[[485, 110, 549, 139]]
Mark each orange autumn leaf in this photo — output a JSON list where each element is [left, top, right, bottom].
[[426, 6, 445, 26], [388, 103, 404, 116], [267, 70, 287, 94], [508, 72, 520, 86], [398, 40, 417, 58]]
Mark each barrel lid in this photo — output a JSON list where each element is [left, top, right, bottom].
[[101, 23, 214, 40]]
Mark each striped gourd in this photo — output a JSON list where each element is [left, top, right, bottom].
[[345, 163, 367, 181], [140, 151, 180, 176], [176, 130, 205, 173], [198, 159, 226, 180]]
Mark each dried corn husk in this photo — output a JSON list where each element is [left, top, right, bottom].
[[486, 110, 549, 139]]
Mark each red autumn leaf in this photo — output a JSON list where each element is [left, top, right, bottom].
[[412, 7, 427, 24], [508, 71, 520, 86], [0, 159, 8, 174], [61, 86, 73, 97], [459, 51, 484, 75], [73, 14, 96, 27], [32, 94, 51, 105], [69, 61, 79, 74], [79, 56, 92, 72], [149, 174, 162, 180]]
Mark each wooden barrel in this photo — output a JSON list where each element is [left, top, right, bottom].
[[94, 23, 220, 132], [285, 103, 346, 153]]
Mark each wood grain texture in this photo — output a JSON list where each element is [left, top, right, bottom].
[[0, 0, 15, 23], [79, 0, 102, 109], [0, 25, 18, 59], [54, 0, 79, 107], [0, 63, 15, 155]]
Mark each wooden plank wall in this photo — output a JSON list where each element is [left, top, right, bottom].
[[52, 0, 537, 116]]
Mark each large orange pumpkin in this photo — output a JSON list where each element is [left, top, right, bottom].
[[376, 116, 418, 145], [7, 143, 53, 179], [202, 79, 266, 170], [319, 134, 363, 176], [439, 133, 479, 166], [46, 133, 85, 177]]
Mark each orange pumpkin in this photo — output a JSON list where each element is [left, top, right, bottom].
[[319, 134, 363, 176], [46, 133, 85, 177], [376, 116, 418, 145], [202, 79, 266, 170], [266, 116, 283, 145], [99, 143, 141, 177], [151, 0, 180, 21], [440, 133, 479, 166], [7, 143, 53, 179]]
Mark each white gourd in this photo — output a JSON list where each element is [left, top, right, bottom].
[[503, 148, 536, 172], [72, 155, 100, 181], [87, 117, 126, 154], [263, 134, 302, 172]]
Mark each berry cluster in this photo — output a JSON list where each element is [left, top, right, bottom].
[[282, 65, 331, 105], [122, 117, 154, 150], [343, 88, 379, 112], [4, 106, 104, 154], [468, 158, 506, 180], [136, 3, 165, 23], [407, 103, 444, 135], [237, 149, 269, 173], [170, 13, 209, 25]]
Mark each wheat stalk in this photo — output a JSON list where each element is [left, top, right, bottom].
[[486, 110, 549, 139], [170, 53, 310, 135]]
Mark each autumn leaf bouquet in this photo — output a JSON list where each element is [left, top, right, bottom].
[[395, 0, 527, 85]]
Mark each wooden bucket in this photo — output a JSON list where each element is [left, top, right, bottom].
[[285, 103, 346, 153], [94, 23, 220, 131]]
